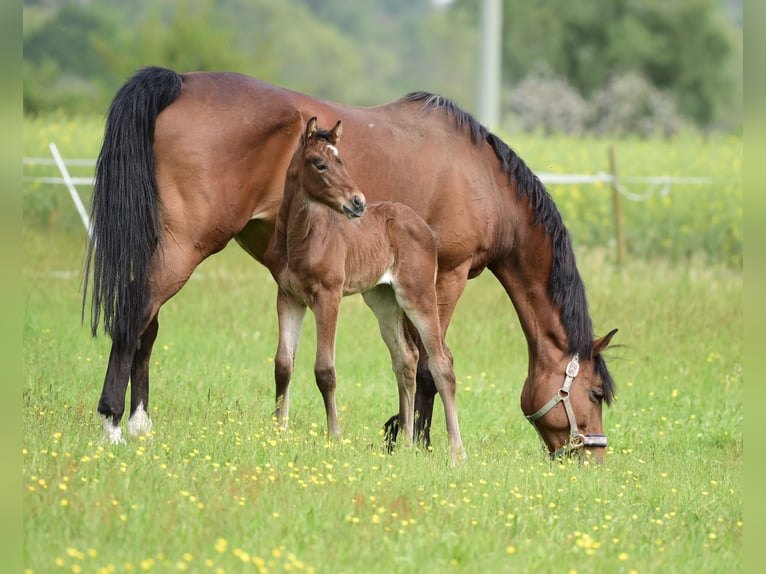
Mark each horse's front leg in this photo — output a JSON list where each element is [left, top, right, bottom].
[[414, 356, 437, 447], [126, 314, 160, 437], [274, 289, 306, 430], [311, 292, 342, 438]]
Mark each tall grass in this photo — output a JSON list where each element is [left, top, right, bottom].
[[23, 220, 742, 573]]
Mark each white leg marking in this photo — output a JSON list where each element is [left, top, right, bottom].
[[128, 402, 153, 437], [101, 415, 126, 445]]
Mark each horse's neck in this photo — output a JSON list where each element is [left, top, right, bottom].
[[503, 225, 571, 374], [281, 180, 341, 254]]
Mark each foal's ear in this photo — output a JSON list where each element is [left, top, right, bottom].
[[593, 328, 618, 355], [330, 120, 343, 144], [305, 116, 318, 141]]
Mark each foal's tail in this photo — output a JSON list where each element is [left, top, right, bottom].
[[83, 67, 183, 350]]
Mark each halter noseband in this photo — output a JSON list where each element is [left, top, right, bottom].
[[525, 353, 607, 458]]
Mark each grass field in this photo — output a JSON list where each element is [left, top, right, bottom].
[[22, 116, 742, 572], [23, 225, 742, 573]]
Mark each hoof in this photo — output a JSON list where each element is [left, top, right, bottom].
[[101, 416, 126, 445], [383, 414, 399, 454], [128, 403, 153, 437]]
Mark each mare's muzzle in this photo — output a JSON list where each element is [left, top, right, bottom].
[[525, 353, 608, 459]]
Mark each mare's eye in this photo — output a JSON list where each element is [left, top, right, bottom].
[[589, 389, 604, 404], [313, 159, 328, 172]]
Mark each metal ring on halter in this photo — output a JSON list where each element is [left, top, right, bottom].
[[569, 434, 585, 449]]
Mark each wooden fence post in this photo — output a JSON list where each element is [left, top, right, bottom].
[[608, 145, 626, 266]]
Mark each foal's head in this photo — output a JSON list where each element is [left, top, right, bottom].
[[294, 117, 366, 218]]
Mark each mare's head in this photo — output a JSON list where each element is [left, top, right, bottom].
[[522, 329, 618, 463], [295, 117, 366, 218]]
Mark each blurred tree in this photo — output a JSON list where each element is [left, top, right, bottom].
[[96, 0, 251, 87], [505, 70, 588, 135], [588, 72, 685, 137], [23, 3, 116, 113], [22, 0, 740, 132], [455, 0, 738, 128]]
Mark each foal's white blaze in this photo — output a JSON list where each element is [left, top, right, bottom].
[[326, 144, 339, 157], [101, 415, 126, 445], [128, 402, 153, 437]]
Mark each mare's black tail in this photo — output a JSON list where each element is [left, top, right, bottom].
[[83, 67, 183, 350]]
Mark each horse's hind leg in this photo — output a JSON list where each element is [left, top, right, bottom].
[[97, 341, 135, 444], [99, 242, 206, 443], [363, 286, 418, 448], [127, 314, 160, 437]]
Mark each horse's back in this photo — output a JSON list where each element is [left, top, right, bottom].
[[152, 71, 504, 272]]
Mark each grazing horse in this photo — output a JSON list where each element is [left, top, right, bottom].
[[263, 117, 464, 460], [84, 67, 617, 459]]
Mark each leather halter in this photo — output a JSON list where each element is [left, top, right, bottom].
[[525, 353, 607, 458]]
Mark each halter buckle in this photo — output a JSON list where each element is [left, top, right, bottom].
[[565, 354, 580, 378]]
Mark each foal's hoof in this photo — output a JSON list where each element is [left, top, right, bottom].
[[383, 414, 399, 454]]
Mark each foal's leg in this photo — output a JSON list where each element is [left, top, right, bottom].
[[362, 286, 418, 447], [273, 289, 307, 429], [412, 264, 470, 447], [311, 292, 343, 438], [396, 282, 466, 462]]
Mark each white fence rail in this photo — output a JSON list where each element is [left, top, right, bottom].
[[24, 142, 718, 263]]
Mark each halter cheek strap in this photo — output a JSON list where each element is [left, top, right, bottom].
[[525, 353, 608, 458]]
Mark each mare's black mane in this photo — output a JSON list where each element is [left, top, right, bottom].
[[399, 91, 615, 404]]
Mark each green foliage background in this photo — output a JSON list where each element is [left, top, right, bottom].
[[23, 0, 742, 132]]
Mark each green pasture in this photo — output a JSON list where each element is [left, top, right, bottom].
[[23, 116, 742, 573]]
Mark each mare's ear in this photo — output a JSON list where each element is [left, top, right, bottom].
[[330, 120, 343, 144], [593, 328, 618, 355], [305, 116, 318, 141]]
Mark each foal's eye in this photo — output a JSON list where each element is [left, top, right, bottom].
[[589, 389, 605, 404], [313, 159, 328, 172]]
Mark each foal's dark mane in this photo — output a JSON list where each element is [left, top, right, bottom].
[[400, 92, 615, 404], [304, 126, 336, 144]]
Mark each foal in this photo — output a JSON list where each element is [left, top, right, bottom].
[[263, 117, 465, 459]]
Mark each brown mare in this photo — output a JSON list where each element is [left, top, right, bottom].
[[85, 67, 618, 459], [263, 117, 464, 459]]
